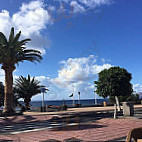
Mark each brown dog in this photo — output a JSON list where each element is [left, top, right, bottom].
[[126, 127, 142, 142]]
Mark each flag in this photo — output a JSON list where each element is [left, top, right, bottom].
[[69, 93, 73, 97]]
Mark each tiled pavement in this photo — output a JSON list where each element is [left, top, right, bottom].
[[0, 107, 142, 142]]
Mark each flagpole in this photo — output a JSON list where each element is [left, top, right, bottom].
[[42, 92, 44, 107], [78, 92, 80, 105]]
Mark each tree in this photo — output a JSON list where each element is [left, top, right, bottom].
[[0, 27, 42, 114], [109, 93, 140, 104], [15, 75, 42, 110], [0, 82, 4, 107], [94, 66, 133, 111]]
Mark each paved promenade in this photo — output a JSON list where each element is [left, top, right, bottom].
[[0, 105, 142, 142]]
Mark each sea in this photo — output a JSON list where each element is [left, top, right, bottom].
[[30, 99, 109, 108]]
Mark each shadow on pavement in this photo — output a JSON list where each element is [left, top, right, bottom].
[[50, 123, 106, 131], [1, 115, 36, 125], [0, 110, 116, 134], [0, 140, 13, 142]]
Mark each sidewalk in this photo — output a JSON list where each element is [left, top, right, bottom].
[[0, 105, 141, 142], [23, 104, 142, 116]]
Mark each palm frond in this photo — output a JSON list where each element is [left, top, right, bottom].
[[12, 31, 21, 45], [9, 27, 14, 45], [15, 39, 31, 48], [0, 27, 42, 66], [0, 32, 7, 45], [14, 75, 43, 99]]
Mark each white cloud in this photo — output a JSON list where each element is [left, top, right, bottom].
[[58, 4, 66, 13], [35, 76, 52, 86], [91, 63, 112, 74], [31, 55, 112, 100], [0, 69, 5, 84], [0, 0, 112, 53], [20, 0, 44, 11], [31, 75, 96, 100], [54, 55, 112, 98], [133, 84, 142, 93], [79, 0, 111, 8], [55, 55, 96, 83], [70, 1, 85, 13], [48, 5, 55, 12], [0, 0, 51, 54], [0, 68, 19, 85], [0, 10, 11, 34], [133, 84, 142, 99], [13, 1, 51, 36], [56, 0, 112, 13], [58, 0, 111, 6], [0, 0, 113, 100], [54, 55, 111, 84], [101, 58, 105, 63]]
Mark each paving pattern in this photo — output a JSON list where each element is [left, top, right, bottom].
[[0, 106, 142, 142]]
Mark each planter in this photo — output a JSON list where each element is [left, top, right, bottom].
[[122, 102, 134, 116], [59, 104, 67, 111], [75, 104, 82, 107], [38, 106, 46, 112]]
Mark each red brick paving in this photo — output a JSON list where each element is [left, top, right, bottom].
[[0, 117, 142, 142], [0, 114, 53, 125], [0, 105, 142, 142]]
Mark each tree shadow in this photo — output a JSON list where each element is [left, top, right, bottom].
[[0, 110, 118, 135], [49, 123, 106, 131], [48, 111, 114, 124], [0, 140, 13, 142], [40, 139, 61, 142], [108, 136, 126, 142], [2, 115, 36, 125]]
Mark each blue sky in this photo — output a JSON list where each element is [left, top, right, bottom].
[[0, 0, 142, 100]]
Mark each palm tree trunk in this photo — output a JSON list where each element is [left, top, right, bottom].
[[24, 98, 31, 110], [2, 65, 15, 114]]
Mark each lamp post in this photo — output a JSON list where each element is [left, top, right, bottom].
[[94, 91, 97, 105], [41, 87, 49, 107]]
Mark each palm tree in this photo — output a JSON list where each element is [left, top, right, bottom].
[[0, 82, 4, 107], [15, 75, 42, 110], [0, 27, 42, 114]]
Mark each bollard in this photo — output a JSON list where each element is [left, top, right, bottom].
[[103, 102, 107, 107], [114, 104, 117, 119]]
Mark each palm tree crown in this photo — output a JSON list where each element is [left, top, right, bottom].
[[15, 75, 42, 110], [0, 27, 42, 67]]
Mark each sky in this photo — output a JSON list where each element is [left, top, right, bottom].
[[0, 0, 142, 101]]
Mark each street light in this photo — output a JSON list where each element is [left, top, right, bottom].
[[41, 87, 49, 107], [94, 91, 97, 105]]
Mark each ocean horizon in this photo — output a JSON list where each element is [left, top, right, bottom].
[[30, 99, 109, 108]]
